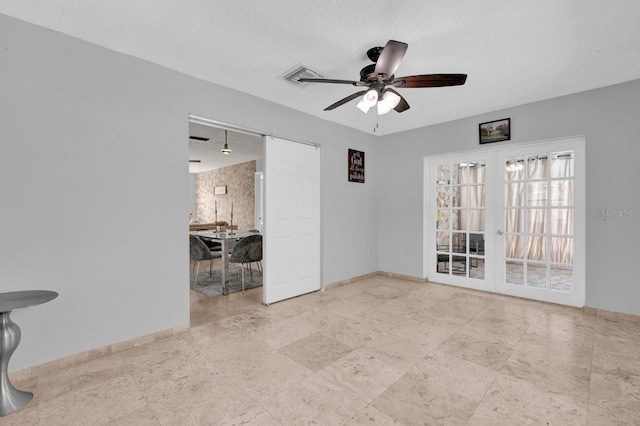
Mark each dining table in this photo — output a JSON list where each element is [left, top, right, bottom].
[[190, 230, 259, 295]]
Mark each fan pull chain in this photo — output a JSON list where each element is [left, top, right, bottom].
[[373, 108, 379, 133]]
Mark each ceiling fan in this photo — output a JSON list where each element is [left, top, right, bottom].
[[299, 40, 467, 115]]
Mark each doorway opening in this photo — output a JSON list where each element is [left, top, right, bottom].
[[187, 116, 265, 320], [186, 116, 323, 319]]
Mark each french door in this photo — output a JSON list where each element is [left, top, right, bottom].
[[427, 137, 585, 306], [427, 152, 494, 293], [495, 138, 585, 306]]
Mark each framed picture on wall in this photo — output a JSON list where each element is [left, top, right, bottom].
[[479, 118, 510, 144], [348, 149, 365, 183]]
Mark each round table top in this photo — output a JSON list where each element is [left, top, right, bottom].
[[0, 290, 58, 313]]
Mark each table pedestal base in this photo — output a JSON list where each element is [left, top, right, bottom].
[[0, 312, 33, 416], [0, 386, 32, 417]]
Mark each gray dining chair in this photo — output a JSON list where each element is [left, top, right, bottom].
[[229, 234, 263, 291], [200, 236, 223, 256], [189, 235, 221, 286]]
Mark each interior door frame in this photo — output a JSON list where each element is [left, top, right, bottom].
[[424, 136, 586, 307]]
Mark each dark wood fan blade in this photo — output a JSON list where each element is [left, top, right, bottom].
[[324, 90, 368, 111], [298, 78, 361, 86], [386, 88, 410, 113], [395, 97, 410, 113], [392, 74, 467, 88], [374, 40, 408, 80]]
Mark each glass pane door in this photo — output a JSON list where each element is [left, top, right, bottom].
[[496, 139, 584, 307], [430, 156, 492, 292]]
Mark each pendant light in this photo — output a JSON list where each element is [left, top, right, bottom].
[[220, 129, 232, 154]]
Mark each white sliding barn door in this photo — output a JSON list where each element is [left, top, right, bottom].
[[264, 136, 321, 304]]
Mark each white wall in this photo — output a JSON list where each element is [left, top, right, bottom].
[[0, 15, 378, 371], [375, 79, 640, 316]]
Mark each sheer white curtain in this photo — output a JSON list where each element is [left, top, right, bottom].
[[435, 163, 487, 249], [550, 155, 574, 263], [505, 155, 574, 263], [459, 164, 485, 232], [505, 160, 524, 259], [526, 157, 547, 260]]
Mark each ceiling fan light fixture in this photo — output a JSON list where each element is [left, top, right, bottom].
[[362, 89, 379, 107], [300, 40, 467, 121], [356, 89, 379, 114], [377, 101, 392, 115], [383, 90, 401, 108], [356, 99, 371, 113], [377, 90, 401, 115], [220, 130, 232, 154]]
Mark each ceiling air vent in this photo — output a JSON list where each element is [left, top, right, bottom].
[[282, 64, 323, 86]]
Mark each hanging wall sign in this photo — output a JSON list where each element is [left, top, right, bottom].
[[348, 149, 365, 183]]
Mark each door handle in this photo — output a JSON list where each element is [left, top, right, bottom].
[[497, 230, 504, 235]]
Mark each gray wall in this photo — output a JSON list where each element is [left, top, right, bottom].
[[0, 15, 378, 371], [2, 13, 639, 373], [375, 79, 640, 315]]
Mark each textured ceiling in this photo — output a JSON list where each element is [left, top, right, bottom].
[[2, 1, 640, 136]]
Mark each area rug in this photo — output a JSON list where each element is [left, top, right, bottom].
[[190, 266, 262, 298]]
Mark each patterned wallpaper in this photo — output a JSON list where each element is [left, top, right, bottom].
[[195, 161, 256, 230]]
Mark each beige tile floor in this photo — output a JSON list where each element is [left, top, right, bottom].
[[4, 275, 640, 425]]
